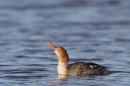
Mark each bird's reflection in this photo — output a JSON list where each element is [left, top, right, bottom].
[[57, 74, 68, 81]]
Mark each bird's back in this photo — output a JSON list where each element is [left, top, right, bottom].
[[67, 62, 109, 76]]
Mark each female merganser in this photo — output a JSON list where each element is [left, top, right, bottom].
[[47, 40, 109, 76]]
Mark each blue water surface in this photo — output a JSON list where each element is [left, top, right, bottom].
[[0, 0, 130, 86]]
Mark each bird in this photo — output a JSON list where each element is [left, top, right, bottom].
[[47, 40, 109, 76]]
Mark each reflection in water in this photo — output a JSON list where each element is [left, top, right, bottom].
[[57, 74, 68, 81]]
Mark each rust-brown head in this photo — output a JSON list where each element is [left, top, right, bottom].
[[47, 40, 69, 63]]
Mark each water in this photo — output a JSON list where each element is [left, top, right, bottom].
[[0, 0, 130, 86]]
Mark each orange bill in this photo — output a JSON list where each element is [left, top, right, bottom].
[[47, 40, 57, 51]]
